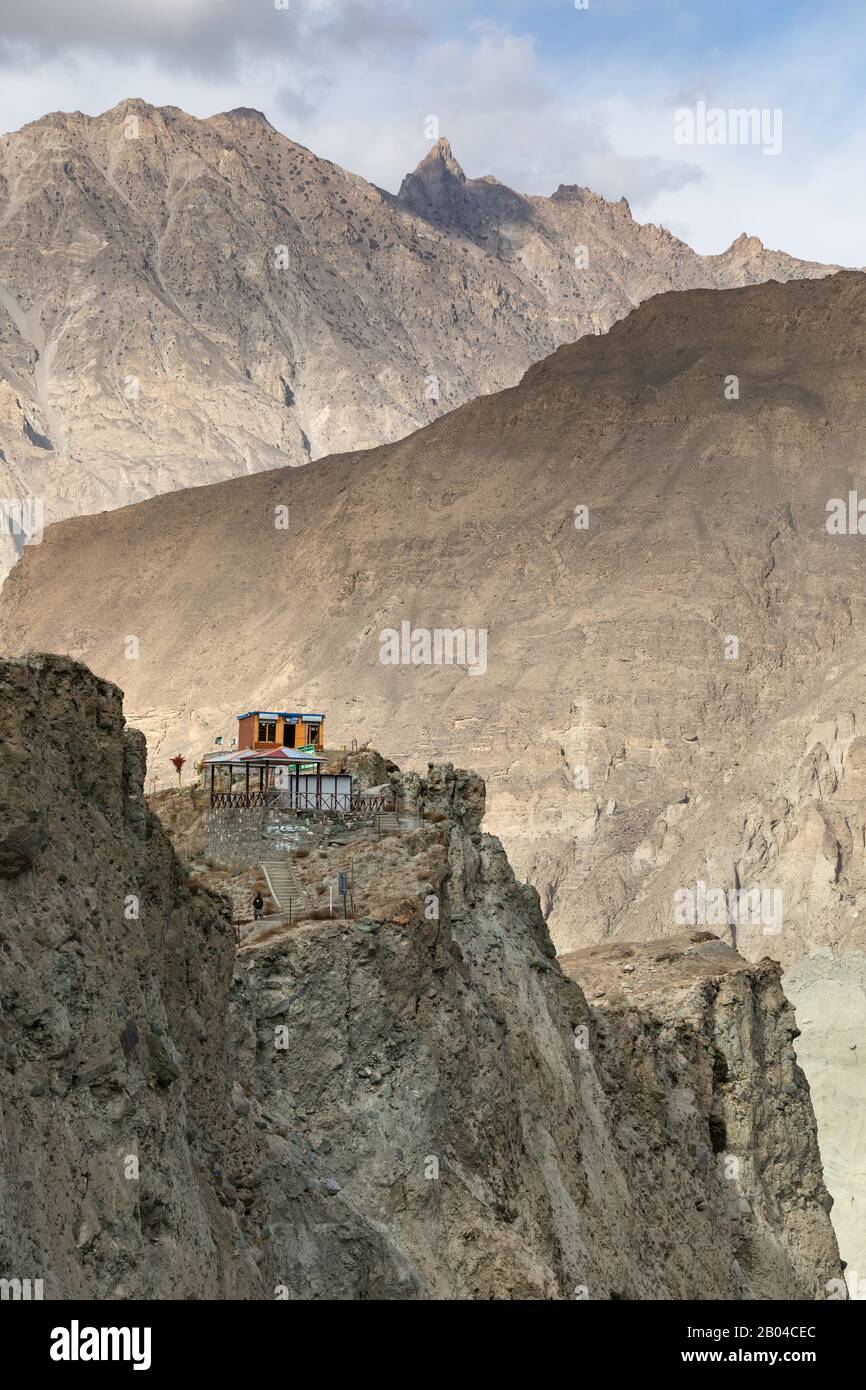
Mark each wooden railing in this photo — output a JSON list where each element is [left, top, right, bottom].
[[354, 796, 391, 814], [210, 790, 392, 815], [211, 790, 269, 810]]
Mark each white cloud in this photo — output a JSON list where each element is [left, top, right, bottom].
[[0, 0, 430, 75], [590, 10, 866, 263], [286, 24, 705, 208]]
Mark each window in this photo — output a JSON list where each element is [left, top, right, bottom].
[[306, 724, 320, 745], [257, 719, 276, 742]]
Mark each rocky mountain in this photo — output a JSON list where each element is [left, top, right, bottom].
[[0, 655, 843, 1298], [4, 269, 866, 1284], [0, 99, 835, 577]]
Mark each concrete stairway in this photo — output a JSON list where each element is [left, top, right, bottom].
[[377, 809, 422, 835], [261, 857, 309, 915]]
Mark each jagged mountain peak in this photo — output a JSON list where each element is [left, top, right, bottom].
[[397, 137, 472, 222], [410, 136, 466, 180], [211, 106, 273, 125], [551, 182, 632, 215], [725, 231, 767, 253]]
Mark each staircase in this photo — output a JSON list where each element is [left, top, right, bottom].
[[261, 857, 309, 916], [377, 807, 423, 835]]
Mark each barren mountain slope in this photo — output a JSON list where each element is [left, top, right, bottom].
[[0, 99, 835, 575], [0, 655, 844, 1299], [5, 270, 866, 1279]]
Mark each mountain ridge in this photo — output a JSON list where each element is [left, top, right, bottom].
[[0, 97, 837, 576]]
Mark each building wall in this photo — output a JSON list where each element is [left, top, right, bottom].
[[237, 713, 325, 752], [237, 714, 257, 750], [291, 716, 324, 749]]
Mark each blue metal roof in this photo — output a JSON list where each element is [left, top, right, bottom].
[[236, 710, 325, 721]]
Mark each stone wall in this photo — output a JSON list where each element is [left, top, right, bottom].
[[205, 806, 270, 867]]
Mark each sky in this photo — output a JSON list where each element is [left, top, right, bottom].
[[0, 0, 862, 264]]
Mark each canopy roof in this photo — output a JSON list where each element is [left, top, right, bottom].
[[209, 747, 326, 766], [236, 710, 324, 721]]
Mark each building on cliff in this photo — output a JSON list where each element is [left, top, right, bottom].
[[200, 707, 347, 809], [236, 708, 325, 752]]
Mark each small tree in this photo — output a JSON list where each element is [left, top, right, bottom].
[[170, 754, 186, 788]]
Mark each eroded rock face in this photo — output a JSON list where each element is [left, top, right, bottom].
[[561, 937, 843, 1300], [233, 764, 843, 1299], [0, 655, 260, 1298], [0, 659, 845, 1298], [0, 817, 47, 877]]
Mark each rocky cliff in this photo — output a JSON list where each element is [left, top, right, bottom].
[[0, 101, 835, 577], [0, 653, 259, 1297], [0, 657, 843, 1298]]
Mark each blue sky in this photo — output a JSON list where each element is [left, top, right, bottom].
[[519, 0, 820, 61], [0, 0, 862, 264]]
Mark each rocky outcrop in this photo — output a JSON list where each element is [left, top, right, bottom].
[[0, 658, 844, 1297], [561, 937, 842, 1300], [0, 654, 262, 1297], [234, 766, 842, 1299], [0, 99, 835, 580]]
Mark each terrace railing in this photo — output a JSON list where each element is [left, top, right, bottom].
[[210, 790, 270, 810], [210, 789, 391, 815]]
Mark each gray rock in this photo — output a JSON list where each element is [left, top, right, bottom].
[[0, 817, 47, 877]]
